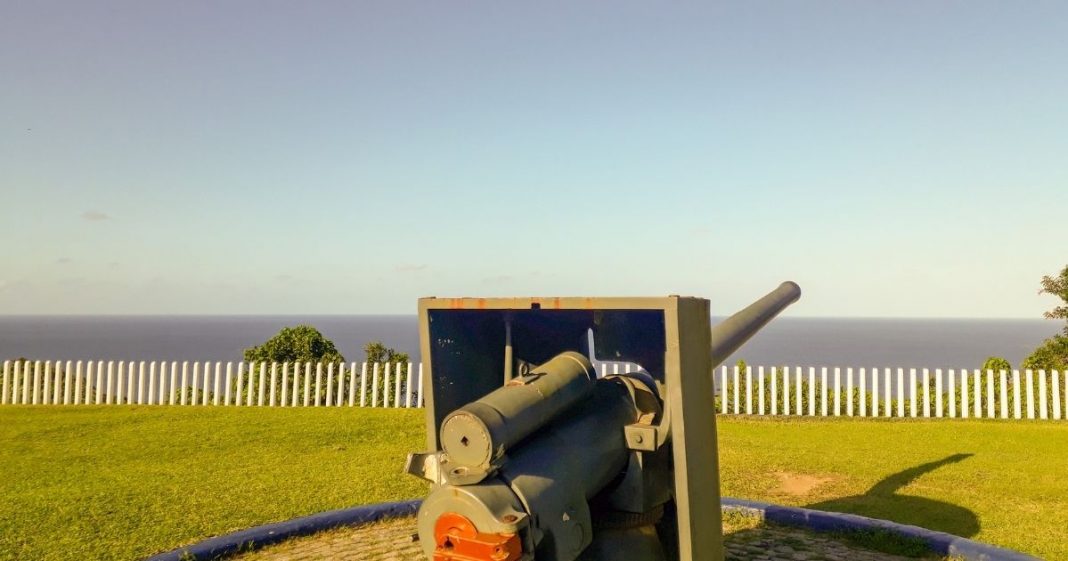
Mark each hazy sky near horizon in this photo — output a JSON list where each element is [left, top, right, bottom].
[[2, 1, 1066, 317]]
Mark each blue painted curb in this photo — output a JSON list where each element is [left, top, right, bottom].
[[722, 498, 1040, 561], [146, 497, 1039, 561], [143, 499, 421, 561]]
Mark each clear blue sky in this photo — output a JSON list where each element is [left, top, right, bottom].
[[2, 1, 1065, 317]]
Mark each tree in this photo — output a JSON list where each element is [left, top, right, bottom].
[[244, 325, 345, 364], [1038, 265, 1068, 329], [1022, 338, 1068, 371], [981, 356, 1011, 373], [1023, 265, 1068, 371], [364, 341, 409, 369]]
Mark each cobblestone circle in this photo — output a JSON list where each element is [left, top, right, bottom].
[[230, 515, 931, 561]]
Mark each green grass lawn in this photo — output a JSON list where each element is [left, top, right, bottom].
[[1, 408, 1065, 560]]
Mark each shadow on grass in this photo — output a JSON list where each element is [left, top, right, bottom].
[[807, 453, 979, 538]]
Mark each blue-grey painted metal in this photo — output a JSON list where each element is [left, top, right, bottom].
[[722, 498, 1040, 561], [142, 500, 420, 561]]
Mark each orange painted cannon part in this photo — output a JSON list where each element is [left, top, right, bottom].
[[433, 512, 522, 561]]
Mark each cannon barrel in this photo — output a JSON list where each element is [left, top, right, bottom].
[[709, 281, 801, 366]]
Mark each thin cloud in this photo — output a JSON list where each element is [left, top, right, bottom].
[[56, 257, 71, 264], [394, 264, 428, 273], [82, 211, 111, 221]]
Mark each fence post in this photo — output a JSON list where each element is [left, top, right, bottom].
[[338, 362, 346, 406], [820, 367, 828, 417], [406, 362, 414, 408], [986, 370, 995, 419], [896, 368, 904, 418], [235, 362, 245, 406], [52, 360, 62, 404], [311, 363, 321, 407], [783, 367, 791, 416], [795, 366, 803, 415], [720, 367, 728, 414], [973, 369, 982, 418], [291, 362, 301, 407], [394, 363, 403, 407], [337, 363, 346, 406], [129, 361, 138, 405], [11, 361, 20, 405], [46, 361, 54, 404], [834, 367, 841, 416], [846, 367, 854, 417], [871, 367, 879, 417], [117, 361, 127, 404], [947, 369, 955, 418], [961, 369, 970, 419], [349, 362, 358, 407], [908, 368, 916, 417], [371, 363, 380, 407], [74, 361, 84, 405], [303, 362, 311, 407], [280, 362, 288, 407], [808, 367, 816, 416], [267, 362, 276, 407], [960, 369, 969, 419], [758, 366, 765, 415], [1012, 370, 1021, 419], [935, 369, 943, 418], [360, 362, 368, 407], [1038, 370, 1048, 420], [63, 360, 72, 405], [1, 360, 8, 405], [325, 363, 334, 407]]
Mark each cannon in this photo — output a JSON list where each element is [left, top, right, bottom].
[[405, 283, 801, 561]]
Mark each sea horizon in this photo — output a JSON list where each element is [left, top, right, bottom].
[[1, 315, 1060, 371]]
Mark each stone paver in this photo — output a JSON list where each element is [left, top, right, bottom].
[[230, 515, 932, 561]]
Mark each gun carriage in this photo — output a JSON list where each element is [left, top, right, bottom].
[[406, 283, 800, 561]]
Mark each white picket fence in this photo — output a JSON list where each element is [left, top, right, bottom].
[[713, 365, 1066, 421], [0, 360, 423, 408], [1, 359, 1064, 421]]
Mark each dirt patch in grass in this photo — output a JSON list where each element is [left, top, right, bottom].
[[774, 471, 835, 496]]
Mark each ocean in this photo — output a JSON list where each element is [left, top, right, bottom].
[[0, 316, 1059, 370]]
